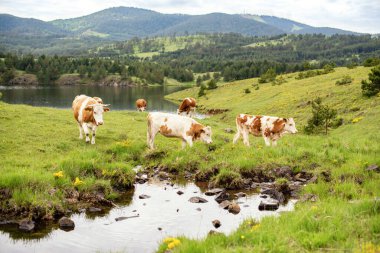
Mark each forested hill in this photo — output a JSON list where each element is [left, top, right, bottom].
[[0, 7, 361, 54]]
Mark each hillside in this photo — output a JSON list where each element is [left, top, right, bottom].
[[0, 66, 379, 252], [0, 7, 363, 54]]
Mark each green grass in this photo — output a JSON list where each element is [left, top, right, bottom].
[[0, 66, 380, 252]]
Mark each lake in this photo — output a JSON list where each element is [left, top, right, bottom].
[[0, 85, 186, 111]]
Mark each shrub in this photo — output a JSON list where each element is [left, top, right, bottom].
[[244, 88, 251, 94], [363, 57, 380, 67], [304, 97, 338, 135], [336, 75, 353, 85], [196, 76, 202, 87], [361, 66, 380, 97], [207, 79, 217, 90], [272, 75, 287, 85], [258, 68, 277, 83], [198, 84, 206, 97]]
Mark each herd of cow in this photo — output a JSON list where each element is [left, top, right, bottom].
[[72, 95, 298, 148]]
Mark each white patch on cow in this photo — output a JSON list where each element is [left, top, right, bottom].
[[78, 97, 91, 123]]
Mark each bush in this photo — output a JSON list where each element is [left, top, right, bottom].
[[258, 68, 276, 83], [304, 97, 338, 135], [361, 66, 380, 97], [207, 79, 217, 90], [336, 75, 353, 85], [272, 75, 287, 85], [244, 88, 251, 94], [363, 57, 380, 67], [198, 84, 206, 97]]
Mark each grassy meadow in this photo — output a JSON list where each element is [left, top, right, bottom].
[[0, 66, 379, 252]]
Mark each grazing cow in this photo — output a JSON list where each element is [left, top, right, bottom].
[[233, 114, 297, 147], [136, 99, 147, 112], [147, 112, 212, 149], [72, 95, 110, 144], [177, 97, 196, 118]]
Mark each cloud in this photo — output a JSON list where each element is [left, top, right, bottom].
[[0, 0, 379, 33]]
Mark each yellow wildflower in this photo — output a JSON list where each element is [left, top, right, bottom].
[[163, 237, 175, 243], [73, 177, 83, 186], [251, 224, 261, 231], [352, 117, 363, 123], [53, 171, 64, 178], [168, 242, 176, 249], [241, 235, 245, 239], [311, 206, 318, 210]]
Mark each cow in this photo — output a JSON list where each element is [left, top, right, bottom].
[[72, 95, 110, 144], [147, 112, 212, 149], [233, 114, 297, 147], [177, 97, 196, 118], [136, 99, 147, 112]]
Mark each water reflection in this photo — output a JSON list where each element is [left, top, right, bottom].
[[0, 180, 295, 253], [0, 85, 186, 111]]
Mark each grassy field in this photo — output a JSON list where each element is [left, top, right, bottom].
[[0, 66, 379, 252]]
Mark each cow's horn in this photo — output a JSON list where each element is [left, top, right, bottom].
[[102, 104, 110, 107]]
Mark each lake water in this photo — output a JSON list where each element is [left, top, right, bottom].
[[0, 180, 295, 253], [0, 85, 186, 111]]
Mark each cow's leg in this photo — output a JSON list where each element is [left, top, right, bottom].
[[77, 122, 83, 139], [242, 128, 250, 147], [184, 136, 193, 147], [91, 126, 97, 145], [263, 136, 271, 146], [181, 139, 187, 149], [82, 123, 90, 143], [147, 126, 158, 149]]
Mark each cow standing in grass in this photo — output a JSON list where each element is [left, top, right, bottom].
[[233, 114, 297, 147], [136, 99, 147, 112], [72, 95, 110, 144], [147, 112, 212, 149], [177, 97, 196, 118]]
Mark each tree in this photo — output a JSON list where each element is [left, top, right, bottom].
[[0, 68, 15, 85], [258, 68, 276, 83], [78, 65, 87, 78], [198, 84, 206, 97], [196, 76, 202, 86], [361, 66, 380, 97], [304, 97, 338, 135], [207, 79, 217, 90]]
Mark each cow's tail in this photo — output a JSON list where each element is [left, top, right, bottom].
[[233, 115, 242, 144]]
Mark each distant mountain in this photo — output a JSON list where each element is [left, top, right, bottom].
[[0, 7, 363, 54], [0, 14, 67, 36]]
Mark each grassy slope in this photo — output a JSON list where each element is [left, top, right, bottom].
[[161, 66, 380, 252], [0, 66, 379, 251]]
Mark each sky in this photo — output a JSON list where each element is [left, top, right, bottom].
[[0, 0, 379, 33]]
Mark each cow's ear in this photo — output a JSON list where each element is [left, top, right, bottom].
[[283, 118, 288, 123], [103, 107, 110, 112], [85, 106, 93, 111]]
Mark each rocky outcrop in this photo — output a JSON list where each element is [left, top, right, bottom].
[[8, 74, 38, 86], [56, 75, 81, 86], [19, 219, 35, 232]]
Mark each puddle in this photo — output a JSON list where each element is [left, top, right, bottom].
[[0, 180, 295, 253]]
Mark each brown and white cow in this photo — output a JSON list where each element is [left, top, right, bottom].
[[136, 99, 147, 112], [72, 95, 110, 144], [233, 114, 297, 147], [177, 97, 196, 118], [147, 112, 212, 149]]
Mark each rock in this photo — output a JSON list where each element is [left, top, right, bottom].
[[228, 203, 241, 214], [261, 188, 285, 204], [260, 195, 268, 198], [19, 220, 35, 232], [78, 208, 86, 213], [177, 190, 184, 195], [224, 128, 234, 133], [139, 194, 151, 199], [300, 194, 318, 202], [158, 227, 162, 231], [115, 215, 139, 221], [88, 207, 102, 212], [58, 217, 75, 230], [272, 166, 293, 178], [308, 175, 318, 183], [366, 164, 380, 172], [258, 199, 279, 211], [208, 230, 223, 236], [234, 192, 246, 198], [215, 192, 230, 203], [294, 173, 307, 182], [205, 188, 224, 196], [189, 196, 208, 203], [196, 207, 202, 211], [219, 200, 232, 209], [212, 219, 221, 228], [321, 171, 332, 182], [243, 205, 249, 207]]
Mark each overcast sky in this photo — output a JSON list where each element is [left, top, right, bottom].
[[0, 0, 379, 33]]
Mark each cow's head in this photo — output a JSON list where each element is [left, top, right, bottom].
[[85, 104, 110, 126], [283, 118, 298, 134], [200, 126, 213, 144], [139, 106, 146, 112]]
